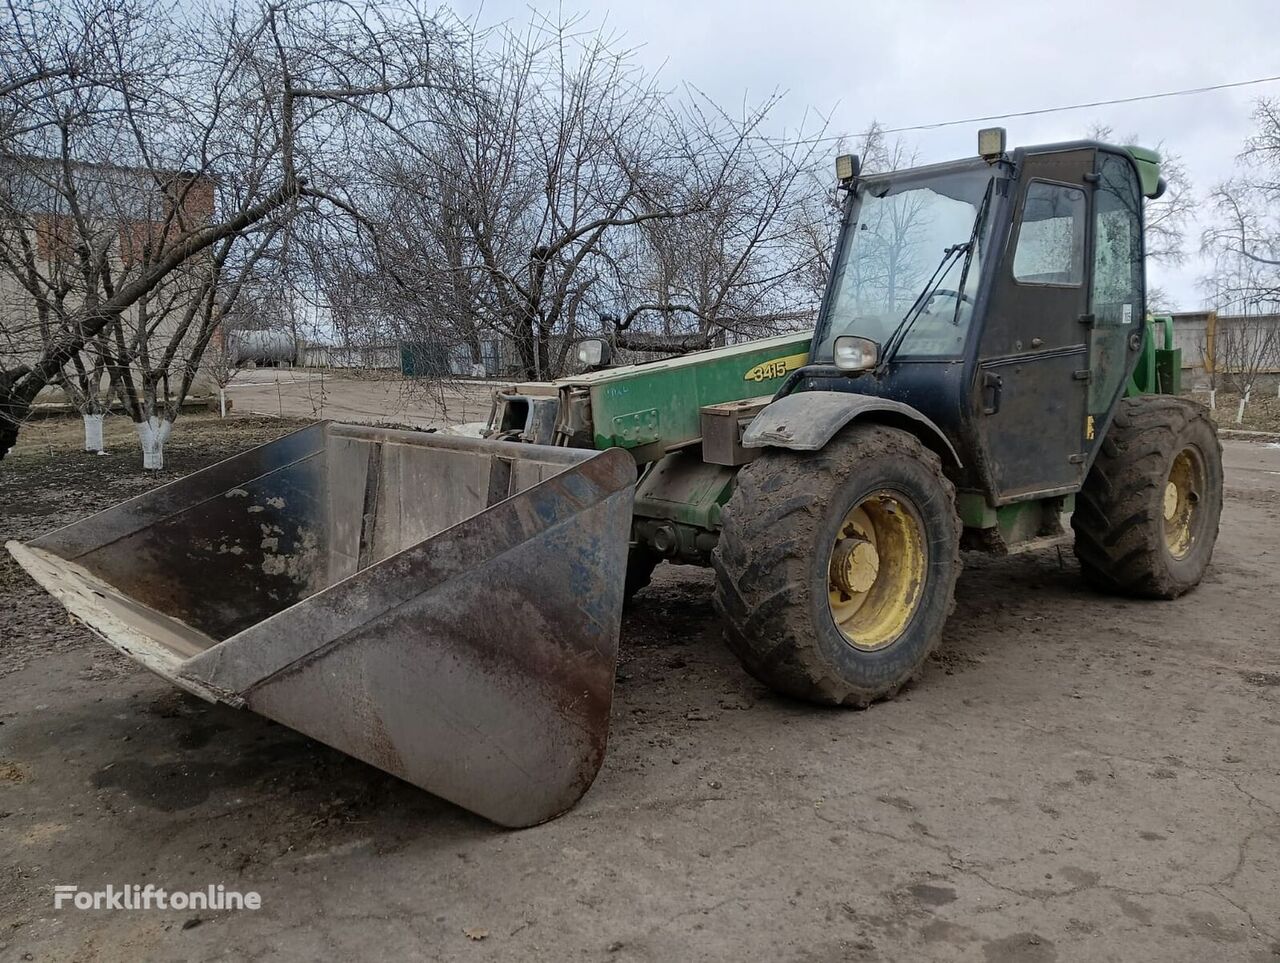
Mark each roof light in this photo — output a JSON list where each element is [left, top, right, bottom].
[[835, 153, 860, 185], [978, 127, 1006, 161]]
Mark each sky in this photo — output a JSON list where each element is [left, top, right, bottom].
[[456, 0, 1279, 310]]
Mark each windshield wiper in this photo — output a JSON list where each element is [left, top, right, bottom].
[[875, 241, 968, 375], [949, 177, 996, 327]]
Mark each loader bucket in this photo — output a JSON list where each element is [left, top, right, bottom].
[[7, 422, 636, 827]]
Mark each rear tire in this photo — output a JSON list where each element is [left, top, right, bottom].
[[712, 424, 961, 706], [1072, 396, 1222, 599]]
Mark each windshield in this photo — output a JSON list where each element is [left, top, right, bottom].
[[815, 166, 995, 360]]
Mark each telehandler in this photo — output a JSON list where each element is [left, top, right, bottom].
[[10, 129, 1222, 827]]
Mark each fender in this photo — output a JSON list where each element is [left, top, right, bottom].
[[741, 391, 962, 468]]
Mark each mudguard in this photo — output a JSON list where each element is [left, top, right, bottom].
[[742, 391, 962, 467]]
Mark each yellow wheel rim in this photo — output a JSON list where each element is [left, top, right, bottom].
[[827, 491, 927, 651], [1164, 447, 1204, 560]]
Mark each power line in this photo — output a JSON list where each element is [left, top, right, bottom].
[[884, 74, 1280, 133], [767, 73, 1280, 146]]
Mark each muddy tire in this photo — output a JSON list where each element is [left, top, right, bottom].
[[623, 546, 661, 605], [1072, 396, 1222, 599], [712, 424, 961, 706]]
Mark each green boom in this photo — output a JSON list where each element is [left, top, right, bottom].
[[562, 332, 812, 452]]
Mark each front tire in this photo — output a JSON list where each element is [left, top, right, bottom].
[[712, 424, 961, 706], [623, 546, 661, 605], [1072, 396, 1223, 598]]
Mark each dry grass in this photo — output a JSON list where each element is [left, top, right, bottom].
[[7, 411, 311, 461], [1186, 390, 1280, 434]]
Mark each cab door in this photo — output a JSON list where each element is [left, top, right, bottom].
[[974, 148, 1094, 503], [1084, 151, 1146, 458]]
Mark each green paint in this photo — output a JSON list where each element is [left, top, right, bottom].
[[1155, 347, 1182, 394], [633, 451, 737, 530], [1127, 320, 1158, 397], [956, 492, 996, 529], [610, 408, 661, 447], [564, 333, 812, 451], [958, 492, 1076, 550], [1123, 145, 1163, 199], [1127, 315, 1180, 398]]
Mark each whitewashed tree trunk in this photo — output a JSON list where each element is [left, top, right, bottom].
[[1209, 388, 1217, 410], [219, 387, 227, 418], [1236, 389, 1249, 425], [82, 413, 105, 453], [135, 416, 173, 470]]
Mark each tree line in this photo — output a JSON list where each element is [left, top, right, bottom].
[[0, 0, 846, 464], [4, 0, 1278, 465]]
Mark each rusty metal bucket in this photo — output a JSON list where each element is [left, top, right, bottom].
[[7, 422, 636, 827]]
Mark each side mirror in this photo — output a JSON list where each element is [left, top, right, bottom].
[[833, 335, 878, 373], [576, 338, 613, 368]]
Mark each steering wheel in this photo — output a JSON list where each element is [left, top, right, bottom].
[[925, 288, 973, 307]]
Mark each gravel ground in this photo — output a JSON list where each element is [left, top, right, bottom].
[[1, 415, 1279, 962]]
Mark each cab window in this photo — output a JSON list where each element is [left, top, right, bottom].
[[1012, 182, 1087, 285]]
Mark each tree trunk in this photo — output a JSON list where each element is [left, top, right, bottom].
[[83, 413, 105, 453], [135, 416, 173, 470], [513, 317, 537, 380], [0, 376, 39, 460], [537, 324, 553, 380], [0, 409, 18, 459]]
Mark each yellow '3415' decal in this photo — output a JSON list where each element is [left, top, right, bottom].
[[744, 352, 809, 383]]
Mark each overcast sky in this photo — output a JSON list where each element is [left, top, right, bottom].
[[457, 0, 1279, 310]]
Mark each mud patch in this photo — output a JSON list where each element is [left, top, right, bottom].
[[1241, 671, 1280, 687], [0, 761, 29, 783], [921, 919, 977, 945], [1114, 894, 1155, 925], [908, 882, 958, 907], [1059, 866, 1100, 889], [983, 932, 1056, 962], [91, 735, 327, 812]]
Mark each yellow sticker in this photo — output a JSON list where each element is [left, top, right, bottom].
[[1085, 415, 1095, 440], [744, 352, 809, 383]]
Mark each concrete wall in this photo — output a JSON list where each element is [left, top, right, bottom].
[[1170, 311, 1280, 389], [302, 343, 400, 370]]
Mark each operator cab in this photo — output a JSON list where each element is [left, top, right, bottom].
[[799, 129, 1163, 505]]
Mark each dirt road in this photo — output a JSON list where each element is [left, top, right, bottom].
[[1, 416, 1278, 962]]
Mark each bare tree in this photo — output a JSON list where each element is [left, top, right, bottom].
[[786, 122, 920, 311], [602, 97, 833, 355], [1089, 123, 1194, 267], [1201, 100, 1280, 301], [1195, 321, 1220, 410], [0, 0, 453, 464], [1199, 99, 1280, 418], [331, 14, 838, 377], [1216, 308, 1279, 422], [348, 15, 699, 379], [1202, 179, 1280, 307], [1200, 235, 1280, 420]]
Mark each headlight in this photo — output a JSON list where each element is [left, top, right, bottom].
[[576, 338, 611, 367], [833, 336, 878, 372]]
